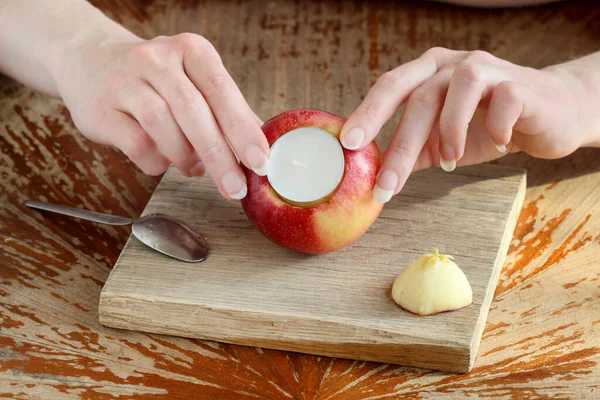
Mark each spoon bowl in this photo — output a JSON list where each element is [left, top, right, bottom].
[[133, 213, 208, 262], [25, 201, 208, 263]]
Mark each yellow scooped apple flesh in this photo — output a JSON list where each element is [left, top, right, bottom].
[[391, 249, 473, 316]]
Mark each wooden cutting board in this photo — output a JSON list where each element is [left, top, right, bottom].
[[99, 164, 526, 373]]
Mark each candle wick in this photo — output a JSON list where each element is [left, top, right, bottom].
[[292, 159, 309, 168]]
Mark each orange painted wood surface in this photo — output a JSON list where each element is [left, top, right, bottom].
[[1, 0, 599, 398]]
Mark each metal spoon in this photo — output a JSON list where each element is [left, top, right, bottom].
[[25, 201, 208, 262]]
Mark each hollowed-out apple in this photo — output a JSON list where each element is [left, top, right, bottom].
[[241, 108, 383, 254]]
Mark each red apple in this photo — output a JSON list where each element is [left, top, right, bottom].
[[241, 108, 383, 254]]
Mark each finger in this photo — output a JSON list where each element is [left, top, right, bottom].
[[413, 142, 434, 173], [145, 68, 247, 200], [180, 35, 269, 176], [485, 81, 528, 153], [186, 153, 206, 177], [490, 81, 555, 157], [372, 69, 452, 204], [340, 47, 467, 150], [109, 111, 170, 176], [252, 110, 264, 126], [438, 62, 508, 163], [118, 80, 201, 177], [415, 124, 441, 173]]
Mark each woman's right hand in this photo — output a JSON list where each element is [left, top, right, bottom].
[[54, 31, 269, 200]]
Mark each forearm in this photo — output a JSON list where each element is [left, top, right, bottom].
[[0, 0, 134, 97]]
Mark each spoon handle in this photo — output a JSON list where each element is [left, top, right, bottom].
[[25, 201, 134, 226]]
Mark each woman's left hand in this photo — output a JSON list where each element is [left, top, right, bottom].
[[339, 47, 593, 204]]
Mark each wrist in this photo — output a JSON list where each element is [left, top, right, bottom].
[[576, 70, 600, 147], [550, 58, 600, 148], [47, 7, 138, 99]]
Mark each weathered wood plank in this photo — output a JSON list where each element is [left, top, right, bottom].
[[99, 163, 526, 373]]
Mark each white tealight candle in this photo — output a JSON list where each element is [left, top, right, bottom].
[[267, 127, 345, 206]]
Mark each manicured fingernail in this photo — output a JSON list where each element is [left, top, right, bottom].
[[341, 127, 365, 150], [373, 186, 394, 204], [373, 169, 398, 204], [441, 142, 456, 161], [440, 158, 456, 172], [189, 160, 205, 177], [221, 171, 247, 200], [495, 144, 507, 153], [246, 144, 269, 176], [439, 143, 456, 172]]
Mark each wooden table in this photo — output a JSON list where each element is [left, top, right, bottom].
[[1, 1, 599, 398]]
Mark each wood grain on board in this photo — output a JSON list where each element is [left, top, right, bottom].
[[1, 0, 599, 398], [99, 164, 526, 373]]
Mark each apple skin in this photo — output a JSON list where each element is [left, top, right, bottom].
[[241, 108, 383, 254]]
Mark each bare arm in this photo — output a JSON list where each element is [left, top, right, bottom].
[[0, 0, 132, 97]]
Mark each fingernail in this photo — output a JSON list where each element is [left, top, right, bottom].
[[221, 171, 247, 200], [441, 142, 456, 161], [189, 160, 205, 176], [495, 144, 507, 153], [341, 127, 365, 150], [246, 144, 269, 176], [439, 142, 456, 172], [440, 158, 456, 172], [373, 169, 398, 204]]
